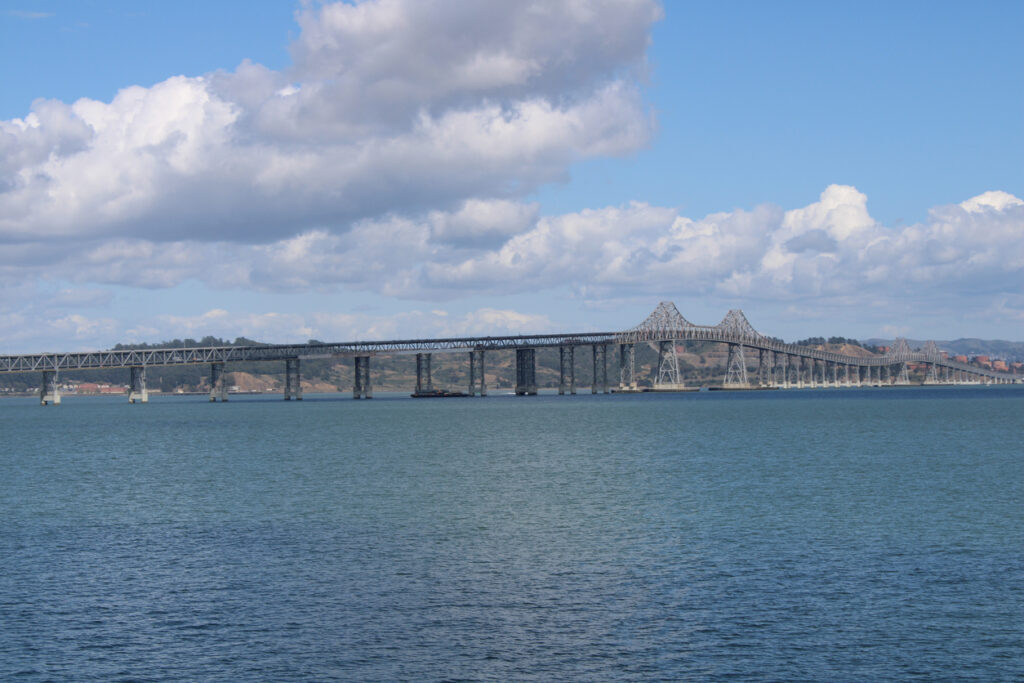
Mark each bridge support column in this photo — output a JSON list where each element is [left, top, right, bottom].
[[592, 344, 609, 394], [559, 346, 575, 395], [475, 349, 487, 396], [129, 366, 149, 403], [469, 349, 485, 397], [515, 348, 537, 396], [415, 353, 433, 395], [724, 343, 748, 387], [209, 363, 228, 402], [781, 354, 790, 388], [39, 370, 60, 406], [757, 349, 767, 387], [895, 362, 910, 385], [618, 343, 636, 391], [656, 341, 682, 389], [284, 358, 302, 400], [353, 356, 372, 399]]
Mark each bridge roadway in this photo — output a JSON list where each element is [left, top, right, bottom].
[[2, 302, 1018, 404]]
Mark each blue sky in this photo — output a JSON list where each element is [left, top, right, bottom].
[[1, 0, 1022, 352]]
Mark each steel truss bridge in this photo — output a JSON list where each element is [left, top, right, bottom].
[[2, 301, 1018, 404]]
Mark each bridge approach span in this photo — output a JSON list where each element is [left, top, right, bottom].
[[2, 301, 1018, 404]]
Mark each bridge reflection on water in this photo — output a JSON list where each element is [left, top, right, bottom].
[[2, 302, 1018, 405]]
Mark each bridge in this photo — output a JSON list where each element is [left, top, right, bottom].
[[1, 301, 1018, 405]]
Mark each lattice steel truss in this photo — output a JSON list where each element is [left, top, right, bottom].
[[0, 303, 1016, 385]]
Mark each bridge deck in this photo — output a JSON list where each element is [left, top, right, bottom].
[[1, 301, 1017, 382]]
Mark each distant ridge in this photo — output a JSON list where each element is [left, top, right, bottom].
[[864, 338, 1024, 361]]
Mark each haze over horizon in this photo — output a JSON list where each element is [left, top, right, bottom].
[[2, 0, 1022, 353]]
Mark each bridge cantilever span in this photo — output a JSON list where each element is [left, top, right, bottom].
[[1, 302, 1018, 404]]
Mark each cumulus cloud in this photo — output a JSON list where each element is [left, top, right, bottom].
[[0, 0, 658, 246], [1, 1, 1020, 350], [2, 185, 1021, 350], [11, 184, 1020, 305]]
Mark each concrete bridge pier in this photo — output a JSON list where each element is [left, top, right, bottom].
[[618, 343, 637, 391], [353, 356, 372, 399], [415, 353, 433, 395], [516, 348, 537, 395], [128, 366, 148, 403], [468, 349, 487, 396], [39, 370, 60, 405], [284, 358, 301, 400], [210, 363, 228, 402], [559, 346, 575, 395], [592, 344, 609, 393]]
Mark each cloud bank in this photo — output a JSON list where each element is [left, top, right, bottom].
[[0, 0, 1021, 351], [0, 0, 658, 246]]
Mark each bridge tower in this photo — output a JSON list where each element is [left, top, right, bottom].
[[656, 340, 681, 388], [724, 343, 749, 387]]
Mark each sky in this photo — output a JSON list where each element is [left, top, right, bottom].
[[1, 0, 1022, 353]]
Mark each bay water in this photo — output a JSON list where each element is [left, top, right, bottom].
[[1, 386, 1022, 681]]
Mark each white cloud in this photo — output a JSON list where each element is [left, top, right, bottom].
[[0, 0, 658, 247], [1, 1, 1020, 349], [0, 305, 556, 353], [959, 190, 1023, 214], [1, 185, 1021, 351], [7, 184, 1018, 312]]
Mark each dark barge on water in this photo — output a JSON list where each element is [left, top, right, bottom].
[[411, 389, 469, 398]]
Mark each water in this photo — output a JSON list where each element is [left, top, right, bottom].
[[1, 387, 1022, 681]]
